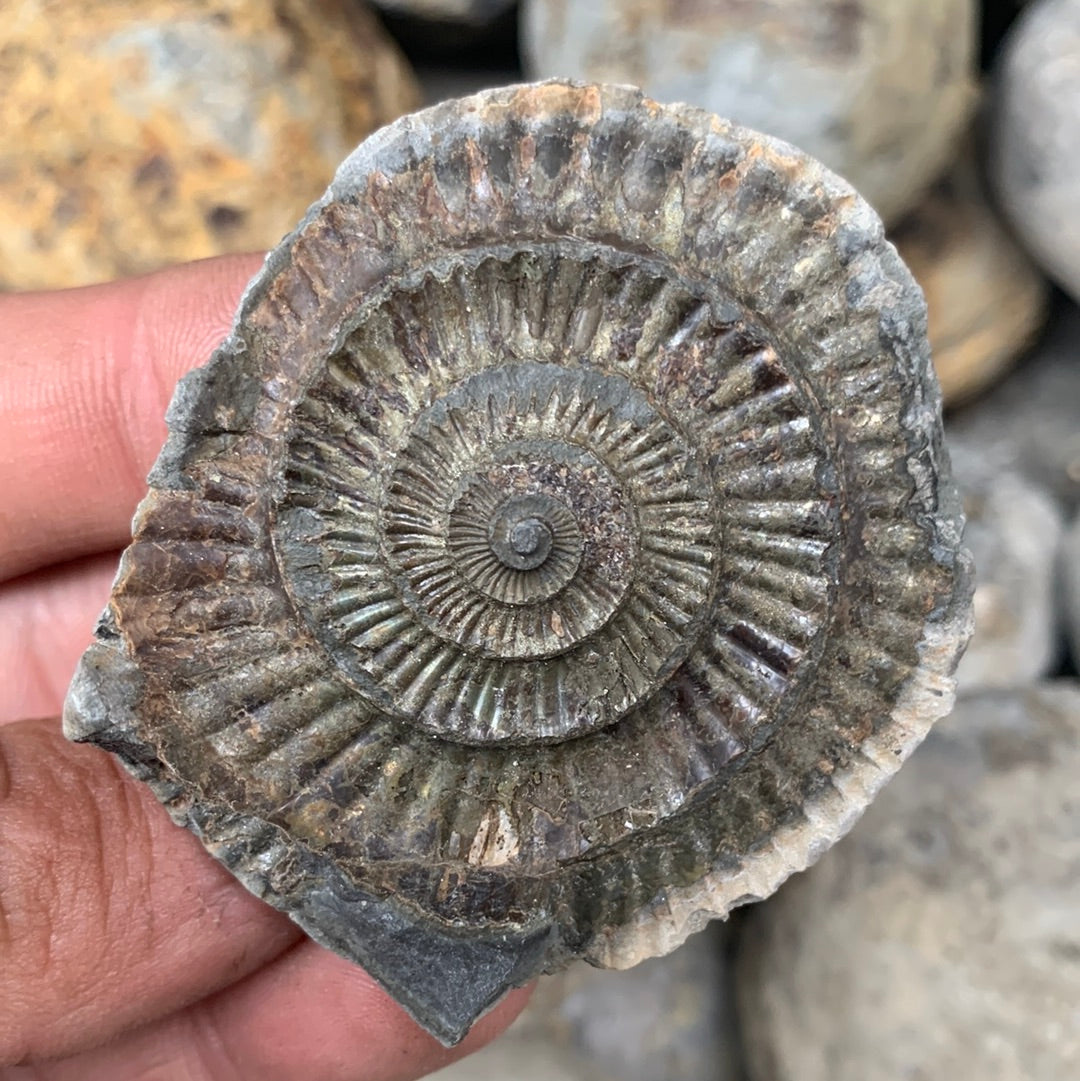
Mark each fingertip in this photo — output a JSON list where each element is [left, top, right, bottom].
[[0, 551, 121, 725], [0, 254, 265, 583]]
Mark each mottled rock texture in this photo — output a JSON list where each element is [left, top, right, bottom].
[[947, 300, 1080, 515], [892, 153, 1049, 405], [738, 682, 1080, 1081], [432, 925, 741, 1081], [521, 0, 977, 225], [991, 0, 1080, 303], [953, 471, 1063, 692], [64, 82, 971, 1043], [0, 0, 419, 290]]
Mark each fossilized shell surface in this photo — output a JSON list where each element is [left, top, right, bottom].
[[64, 82, 973, 1044]]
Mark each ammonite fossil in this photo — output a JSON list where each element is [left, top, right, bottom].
[[65, 82, 974, 1044]]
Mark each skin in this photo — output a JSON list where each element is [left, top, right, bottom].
[[0, 255, 530, 1080]]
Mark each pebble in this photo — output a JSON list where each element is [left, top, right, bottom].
[[737, 682, 1080, 1081], [946, 299, 1080, 515], [0, 0, 419, 289], [990, 0, 1080, 303], [520, 0, 978, 225], [891, 152, 1049, 405], [952, 471, 1063, 692], [372, 0, 515, 24], [1063, 513, 1080, 672]]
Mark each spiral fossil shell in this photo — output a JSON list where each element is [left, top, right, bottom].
[[64, 82, 974, 1044]]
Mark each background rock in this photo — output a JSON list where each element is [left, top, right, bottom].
[[433, 925, 743, 1081], [521, 0, 977, 225], [946, 299, 1080, 515], [891, 151, 1049, 404], [990, 0, 1080, 303], [981, 0, 1033, 67], [737, 682, 1080, 1081], [1063, 513, 1080, 672], [372, 0, 516, 24], [372, 0, 519, 61], [952, 471, 1063, 692], [0, 0, 419, 290]]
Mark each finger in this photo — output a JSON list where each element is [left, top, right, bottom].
[[0, 253, 264, 583], [7, 943, 533, 1081], [0, 718, 301, 1066], [0, 553, 119, 725]]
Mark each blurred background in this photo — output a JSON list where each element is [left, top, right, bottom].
[[4, 1, 1078, 1077]]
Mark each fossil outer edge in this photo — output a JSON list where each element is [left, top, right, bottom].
[[64, 82, 974, 1045]]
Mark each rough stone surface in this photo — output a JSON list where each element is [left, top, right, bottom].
[[63, 82, 972, 1044], [892, 152, 1049, 404], [946, 299, 1080, 514], [952, 471, 1063, 692], [521, 0, 977, 225], [1063, 513, 1080, 671], [0, 0, 419, 290], [737, 682, 1080, 1081], [432, 925, 742, 1081], [990, 0, 1080, 303]]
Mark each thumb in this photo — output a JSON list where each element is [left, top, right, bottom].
[[0, 717, 300, 1066]]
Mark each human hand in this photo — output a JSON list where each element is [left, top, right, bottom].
[[0, 256, 531, 1080]]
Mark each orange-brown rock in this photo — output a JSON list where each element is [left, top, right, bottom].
[[0, 0, 420, 290], [892, 153, 1049, 405]]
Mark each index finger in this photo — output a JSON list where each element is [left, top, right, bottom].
[[0, 254, 263, 583]]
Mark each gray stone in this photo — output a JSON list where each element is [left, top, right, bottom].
[[737, 682, 1080, 1081], [521, 0, 978, 225], [433, 925, 742, 1081], [953, 471, 1063, 692], [1063, 513, 1080, 671], [947, 299, 1080, 515], [990, 0, 1080, 303]]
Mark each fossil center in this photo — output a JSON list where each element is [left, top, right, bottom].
[[490, 496, 559, 571]]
